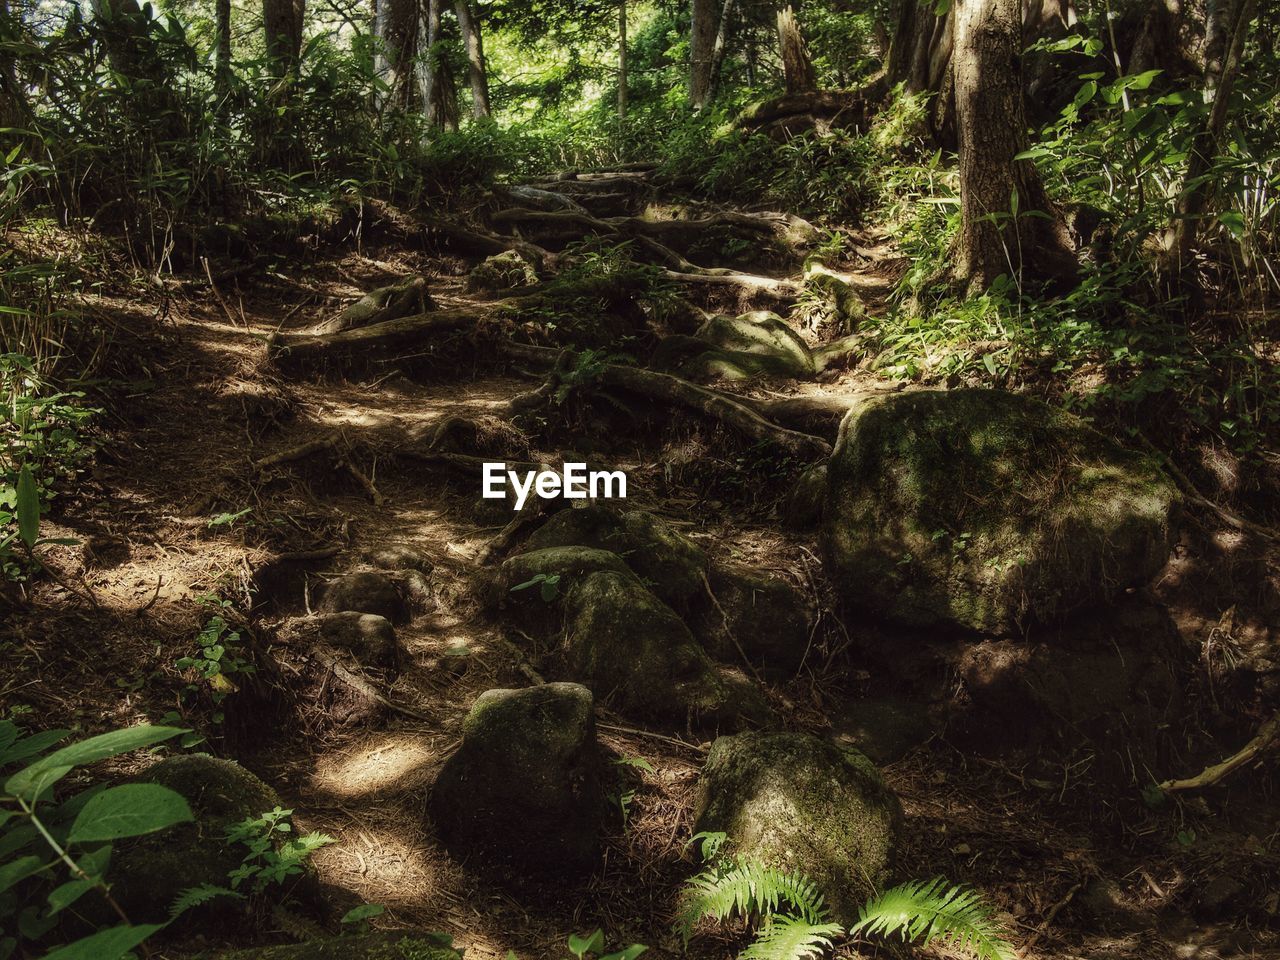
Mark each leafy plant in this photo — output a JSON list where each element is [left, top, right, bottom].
[[224, 806, 335, 894], [678, 838, 1015, 960], [566, 929, 647, 960], [0, 722, 217, 960], [175, 595, 256, 721], [510, 572, 561, 602]]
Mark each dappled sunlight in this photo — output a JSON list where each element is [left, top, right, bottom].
[[310, 731, 441, 801]]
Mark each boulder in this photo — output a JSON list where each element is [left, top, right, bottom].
[[522, 505, 708, 610], [319, 571, 408, 624], [564, 570, 771, 729], [429, 683, 603, 872], [678, 312, 815, 381], [782, 463, 826, 530], [695, 565, 813, 677], [693, 731, 902, 924], [110, 755, 279, 921], [316, 612, 399, 670], [823, 389, 1179, 634], [205, 932, 459, 960], [465, 250, 538, 293]]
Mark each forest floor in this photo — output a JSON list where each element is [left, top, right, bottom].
[[4, 168, 1280, 959]]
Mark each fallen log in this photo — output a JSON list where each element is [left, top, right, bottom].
[[736, 89, 871, 131]]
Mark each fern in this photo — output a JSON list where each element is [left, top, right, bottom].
[[677, 858, 827, 940], [739, 916, 843, 960], [849, 877, 1016, 960], [169, 883, 241, 919]]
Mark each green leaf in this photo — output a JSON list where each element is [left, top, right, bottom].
[[599, 947, 647, 960], [45, 878, 96, 916], [68, 784, 193, 842], [568, 930, 606, 959], [0, 729, 72, 766], [1218, 210, 1245, 238], [0, 854, 48, 894], [37, 923, 164, 960], [15, 465, 39, 547], [341, 903, 386, 924], [5, 725, 186, 801]]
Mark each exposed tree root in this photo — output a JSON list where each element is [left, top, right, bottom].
[[267, 304, 491, 365], [420, 217, 557, 272], [1158, 711, 1280, 793], [736, 89, 871, 134], [311, 275, 433, 336]]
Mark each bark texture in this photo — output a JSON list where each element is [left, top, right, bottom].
[[455, 0, 491, 118], [263, 0, 305, 75], [618, 0, 628, 117], [421, 0, 459, 130], [215, 0, 232, 92], [776, 4, 817, 94], [689, 0, 718, 109], [952, 0, 1074, 288], [375, 0, 420, 109]]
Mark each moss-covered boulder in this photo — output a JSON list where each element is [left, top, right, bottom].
[[822, 390, 1179, 634], [466, 249, 538, 293], [483, 545, 633, 633], [563, 570, 771, 729], [522, 505, 708, 610], [695, 565, 813, 677], [693, 732, 902, 924], [429, 683, 603, 872], [679, 312, 815, 381], [319, 571, 408, 624], [206, 932, 459, 960], [110, 755, 279, 921], [316, 612, 399, 670]]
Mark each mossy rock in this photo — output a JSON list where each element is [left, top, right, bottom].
[[110, 755, 279, 922], [316, 612, 399, 670], [522, 505, 708, 610], [563, 570, 771, 729], [319, 572, 408, 624], [484, 546, 633, 634], [822, 389, 1179, 634], [693, 731, 902, 924], [205, 932, 460, 960], [690, 312, 814, 379], [465, 249, 538, 293], [695, 565, 813, 677], [782, 463, 826, 530], [429, 683, 603, 872]]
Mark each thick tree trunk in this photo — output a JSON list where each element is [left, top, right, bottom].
[[1170, 0, 1256, 272], [421, 0, 458, 130], [0, 0, 25, 133], [775, 4, 817, 94], [883, 0, 954, 143], [263, 0, 304, 76], [953, 0, 1074, 288], [618, 0, 628, 118], [707, 0, 737, 101], [375, 0, 419, 109], [215, 0, 232, 93], [454, 0, 490, 118], [690, 0, 718, 109]]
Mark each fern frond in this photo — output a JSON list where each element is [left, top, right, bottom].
[[739, 915, 843, 960], [849, 877, 1016, 960], [170, 883, 241, 919], [676, 858, 828, 941]]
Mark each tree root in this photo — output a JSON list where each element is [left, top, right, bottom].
[[267, 304, 491, 366], [311, 275, 433, 336], [1158, 711, 1280, 793]]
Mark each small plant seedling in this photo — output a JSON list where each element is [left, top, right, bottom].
[[510, 572, 561, 602]]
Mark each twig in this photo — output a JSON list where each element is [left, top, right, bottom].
[[1158, 710, 1280, 793], [202, 256, 245, 329], [311, 648, 433, 721], [597, 720, 709, 754]]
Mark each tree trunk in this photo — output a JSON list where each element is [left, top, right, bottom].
[[263, 0, 304, 76], [707, 0, 737, 101], [91, 0, 161, 79], [689, 0, 717, 109], [454, 0, 490, 118], [618, 0, 628, 118], [884, 0, 954, 143], [775, 3, 817, 94], [421, 0, 458, 130], [375, 0, 420, 109], [0, 0, 26, 134], [215, 0, 232, 93], [953, 0, 1074, 288], [1170, 0, 1256, 272]]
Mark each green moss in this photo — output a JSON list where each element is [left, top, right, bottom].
[[523, 506, 708, 610], [693, 732, 902, 925], [822, 389, 1180, 633], [564, 571, 770, 729], [692, 312, 814, 379], [204, 932, 459, 960]]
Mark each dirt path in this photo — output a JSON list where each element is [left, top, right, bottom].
[[8, 172, 1275, 960]]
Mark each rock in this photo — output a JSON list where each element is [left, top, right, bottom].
[[110, 756, 279, 921], [823, 389, 1179, 634], [466, 250, 538, 293], [429, 683, 602, 871], [782, 463, 826, 529], [319, 571, 408, 624], [696, 565, 813, 677], [205, 932, 460, 959], [954, 599, 1184, 768], [679, 312, 815, 380], [523, 505, 708, 610], [830, 697, 933, 764], [316, 612, 399, 670], [693, 731, 902, 924], [361, 543, 433, 573], [486, 546, 633, 629], [564, 570, 771, 729]]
